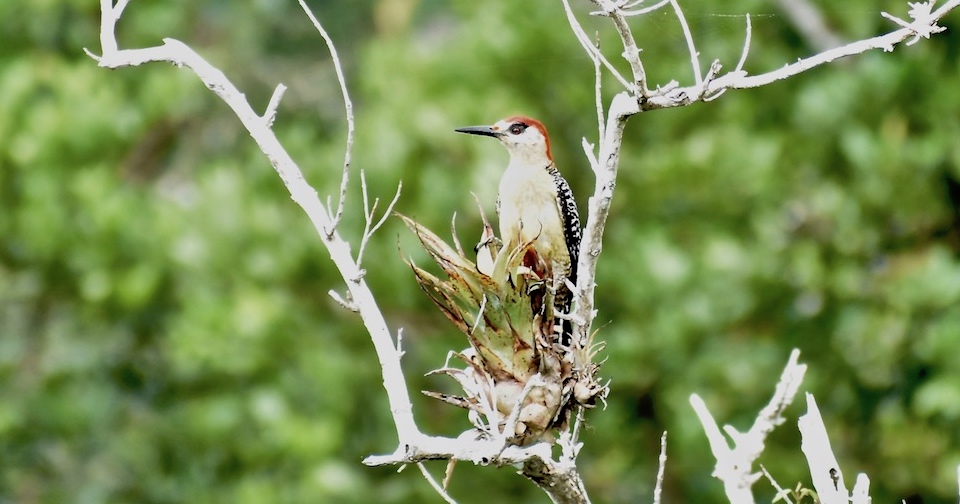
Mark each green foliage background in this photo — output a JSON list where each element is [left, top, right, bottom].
[[2, 0, 960, 502]]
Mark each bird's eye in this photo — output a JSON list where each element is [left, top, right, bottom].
[[509, 123, 527, 135]]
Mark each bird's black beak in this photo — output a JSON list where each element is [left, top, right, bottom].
[[455, 125, 501, 138]]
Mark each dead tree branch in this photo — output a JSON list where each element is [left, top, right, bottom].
[[689, 349, 807, 504], [89, 0, 960, 501], [564, 0, 957, 399], [296, 0, 354, 235], [798, 393, 874, 504], [89, 1, 592, 502], [87, 0, 420, 450]]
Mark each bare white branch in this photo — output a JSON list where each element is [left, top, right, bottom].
[[559, 412, 585, 463], [669, 0, 702, 87], [760, 465, 794, 504], [364, 433, 547, 466], [851, 473, 871, 504], [882, 0, 948, 44], [798, 393, 849, 504], [356, 171, 403, 270], [263, 83, 287, 128], [91, 0, 419, 448], [689, 394, 756, 503], [690, 349, 807, 504], [572, 92, 639, 347], [581, 138, 599, 174], [579, 0, 960, 111], [570, 407, 584, 447], [113, 0, 130, 18], [564, 1, 956, 352], [620, 0, 650, 9], [561, 0, 633, 91], [622, 0, 670, 17], [592, 32, 606, 145], [366, 431, 592, 504], [702, 0, 959, 95], [93, 0, 960, 501], [417, 463, 460, 504], [653, 431, 668, 504], [443, 459, 456, 491], [591, 0, 649, 94], [701, 12, 751, 104], [395, 327, 405, 357], [297, 0, 354, 236], [328, 289, 359, 312], [797, 394, 874, 504], [734, 14, 753, 75], [745, 349, 807, 453]]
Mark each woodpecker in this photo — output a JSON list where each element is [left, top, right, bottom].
[[456, 116, 581, 344]]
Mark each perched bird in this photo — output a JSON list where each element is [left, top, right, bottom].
[[456, 116, 581, 344]]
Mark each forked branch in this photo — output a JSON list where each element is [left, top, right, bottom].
[[87, 0, 419, 449], [690, 350, 808, 503], [585, 0, 958, 110], [564, 0, 958, 358], [89, 0, 960, 502], [296, 0, 354, 235], [90, 2, 594, 502]]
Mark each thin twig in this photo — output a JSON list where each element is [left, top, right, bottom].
[[443, 459, 457, 491], [592, 0, 649, 95], [297, 0, 354, 237], [760, 465, 794, 504], [89, 0, 420, 448], [395, 327, 405, 357], [263, 83, 286, 128], [622, 0, 671, 16], [669, 0, 702, 87], [653, 431, 668, 504], [570, 406, 586, 447], [561, 0, 633, 91], [621, 0, 648, 9], [632, 0, 960, 110], [734, 14, 753, 75], [356, 171, 403, 269], [581, 137, 599, 174], [593, 32, 606, 145], [417, 463, 460, 504], [703, 0, 959, 94], [702, 12, 749, 101], [328, 289, 359, 312]]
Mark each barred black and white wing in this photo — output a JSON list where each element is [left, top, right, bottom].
[[547, 164, 581, 345]]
